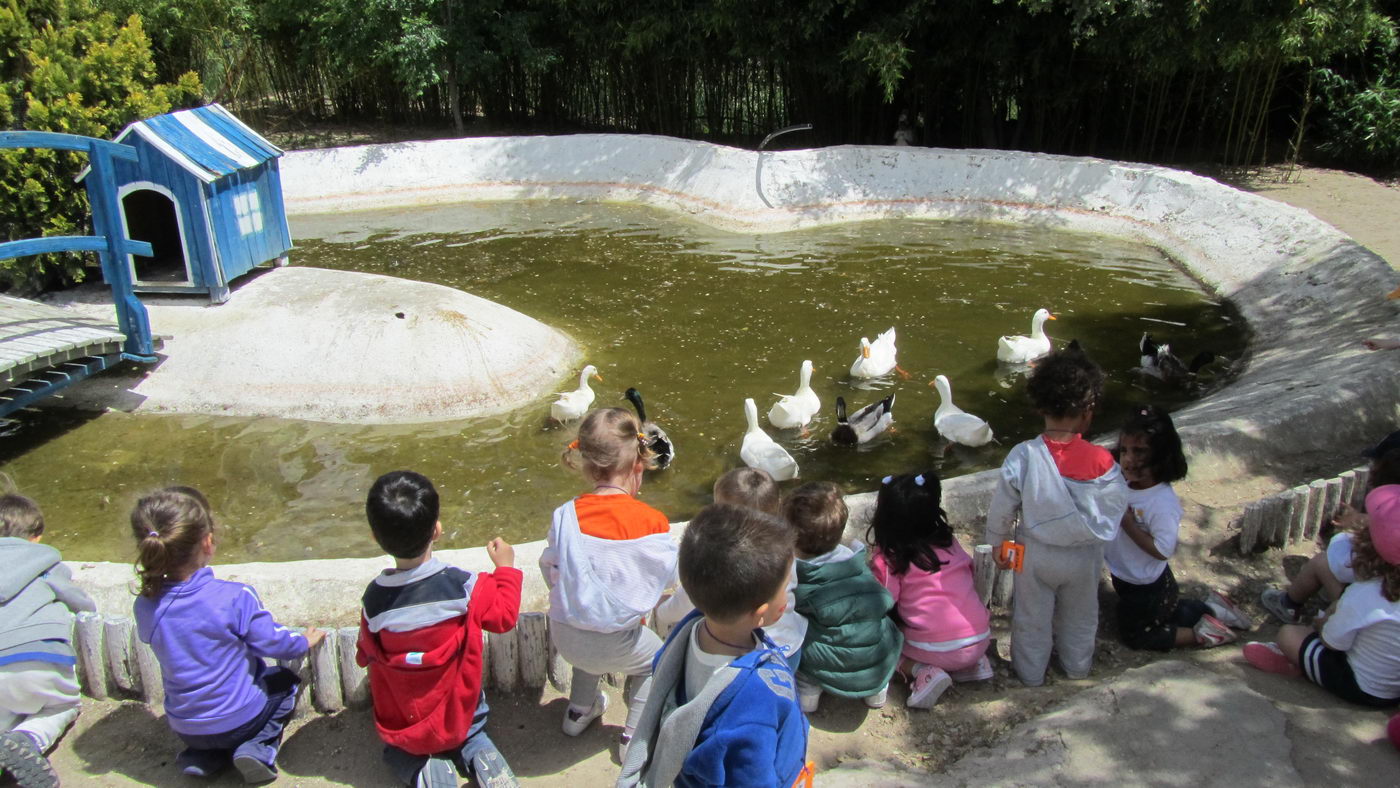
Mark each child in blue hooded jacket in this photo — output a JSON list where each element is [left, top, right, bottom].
[[617, 503, 810, 788]]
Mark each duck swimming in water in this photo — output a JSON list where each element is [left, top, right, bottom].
[[550, 364, 602, 423], [831, 394, 896, 446], [768, 360, 821, 431], [997, 308, 1056, 364], [742, 398, 799, 480], [931, 375, 994, 447], [623, 387, 674, 470], [1138, 333, 1215, 384]]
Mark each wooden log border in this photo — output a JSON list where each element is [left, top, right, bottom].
[[1234, 464, 1374, 555]]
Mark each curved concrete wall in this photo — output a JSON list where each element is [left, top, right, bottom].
[[69, 135, 1398, 624]]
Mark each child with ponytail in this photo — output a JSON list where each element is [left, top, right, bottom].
[[131, 487, 324, 783], [540, 408, 677, 742]]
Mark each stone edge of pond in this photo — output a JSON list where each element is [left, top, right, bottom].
[[61, 135, 1394, 622]]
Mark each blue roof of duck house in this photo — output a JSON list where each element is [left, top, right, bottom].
[[101, 104, 283, 183]]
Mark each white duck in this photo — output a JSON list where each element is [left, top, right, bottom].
[[550, 364, 601, 423], [850, 327, 899, 379], [768, 360, 821, 431], [741, 398, 799, 480], [997, 308, 1056, 364], [931, 375, 994, 447]]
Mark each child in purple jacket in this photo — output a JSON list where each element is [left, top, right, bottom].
[[131, 487, 324, 784]]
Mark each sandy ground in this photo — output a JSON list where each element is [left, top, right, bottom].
[[38, 165, 1400, 786], [1222, 165, 1400, 271]]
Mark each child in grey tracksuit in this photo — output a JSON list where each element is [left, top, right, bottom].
[[985, 348, 1128, 687], [0, 494, 96, 788]]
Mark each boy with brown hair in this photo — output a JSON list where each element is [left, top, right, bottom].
[[785, 482, 902, 712], [618, 504, 810, 787]]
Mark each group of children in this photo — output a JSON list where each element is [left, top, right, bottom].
[[3, 345, 1400, 787]]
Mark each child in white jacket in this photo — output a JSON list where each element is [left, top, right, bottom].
[[985, 347, 1128, 686]]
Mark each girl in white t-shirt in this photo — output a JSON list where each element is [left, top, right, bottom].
[[1105, 406, 1253, 650], [1247, 485, 1400, 708]]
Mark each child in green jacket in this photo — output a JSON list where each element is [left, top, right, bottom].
[[785, 482, 903, 712]]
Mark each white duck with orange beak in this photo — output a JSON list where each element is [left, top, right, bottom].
[[997, 308, 1056, 364], [550, 364, 602, 422], [850, 327, 899, 379], [768, 360, 821, 430]]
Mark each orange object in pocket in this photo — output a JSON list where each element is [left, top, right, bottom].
[[791, 761, 816, 788], [998, 540, 1025, 573]]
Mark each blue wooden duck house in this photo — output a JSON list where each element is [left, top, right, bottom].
[[83, 104, 292, 303]]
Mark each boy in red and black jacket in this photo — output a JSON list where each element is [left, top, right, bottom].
[[357, 470, 522, 787]]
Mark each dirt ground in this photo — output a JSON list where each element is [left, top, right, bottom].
[[42, 165, 1400, 785]]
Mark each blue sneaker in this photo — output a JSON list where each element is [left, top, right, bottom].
[[470, 748, 518, 788], [415, 756, 456, 788]]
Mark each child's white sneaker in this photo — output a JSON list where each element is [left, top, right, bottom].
[[798, 682, 822, 713], [561, 692, 609, 736], [1206, 590, 1254, 630], [863, 686, 889, 709], [906, 665, 952, 710], [1193, 614, 1237, 648], [948, 655, 994, 682]]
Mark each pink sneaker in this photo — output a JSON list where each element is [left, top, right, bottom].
[[907, 665, 952, 710], [948, 655, 994, 682], [1243, 642, 1301, 677]]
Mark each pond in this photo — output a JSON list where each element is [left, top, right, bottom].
[[2, 201, 1245, 563]]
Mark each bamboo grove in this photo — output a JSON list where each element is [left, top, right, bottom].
[[9, 0, 1400, 171], [88, 0, 1395, 171]]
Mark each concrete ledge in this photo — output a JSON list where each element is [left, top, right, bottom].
[[62, 135, 1396, 620]]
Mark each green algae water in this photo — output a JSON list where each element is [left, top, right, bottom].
[[1, 202, 1244, 563]]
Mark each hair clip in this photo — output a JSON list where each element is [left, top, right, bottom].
[[568, 439, 579, 450], [914, 474, 926, 487], [881, 475, 894, 485], [147, 530, 159, 538], [637, 433, 647, 441]]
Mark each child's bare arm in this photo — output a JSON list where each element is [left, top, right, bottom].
[[1119, 509, 1168, 561]]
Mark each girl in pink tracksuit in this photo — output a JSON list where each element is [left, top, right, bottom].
[[869, 472, 992, 709]]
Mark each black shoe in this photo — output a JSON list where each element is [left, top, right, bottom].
[[0, 731, 58, 788], [231, 754, 277, 785]]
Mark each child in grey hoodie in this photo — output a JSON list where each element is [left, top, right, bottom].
[[985, 348, 1128, 687], [0, 494, 96, 788]]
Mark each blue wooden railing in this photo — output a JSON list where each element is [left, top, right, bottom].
[[0, 130, 156, 360]]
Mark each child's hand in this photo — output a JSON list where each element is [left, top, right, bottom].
[[1332, 504, 1365, 532], [486, 538, 515, 568], [304, 626, 327, 650]]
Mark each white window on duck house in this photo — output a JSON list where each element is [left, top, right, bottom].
[[232, 185, 264, 236]]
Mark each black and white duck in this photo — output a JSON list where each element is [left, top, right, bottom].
[[623, 387, 674, 470], [830, 394, 896, 446], [1139, 333, 1215, 384]]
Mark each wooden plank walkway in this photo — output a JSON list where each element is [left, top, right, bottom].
[[0, 295, 125, 387]]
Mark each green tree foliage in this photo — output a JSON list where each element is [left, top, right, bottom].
[[93, 0, 1400, 173], [0, 0, 200, 294]]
